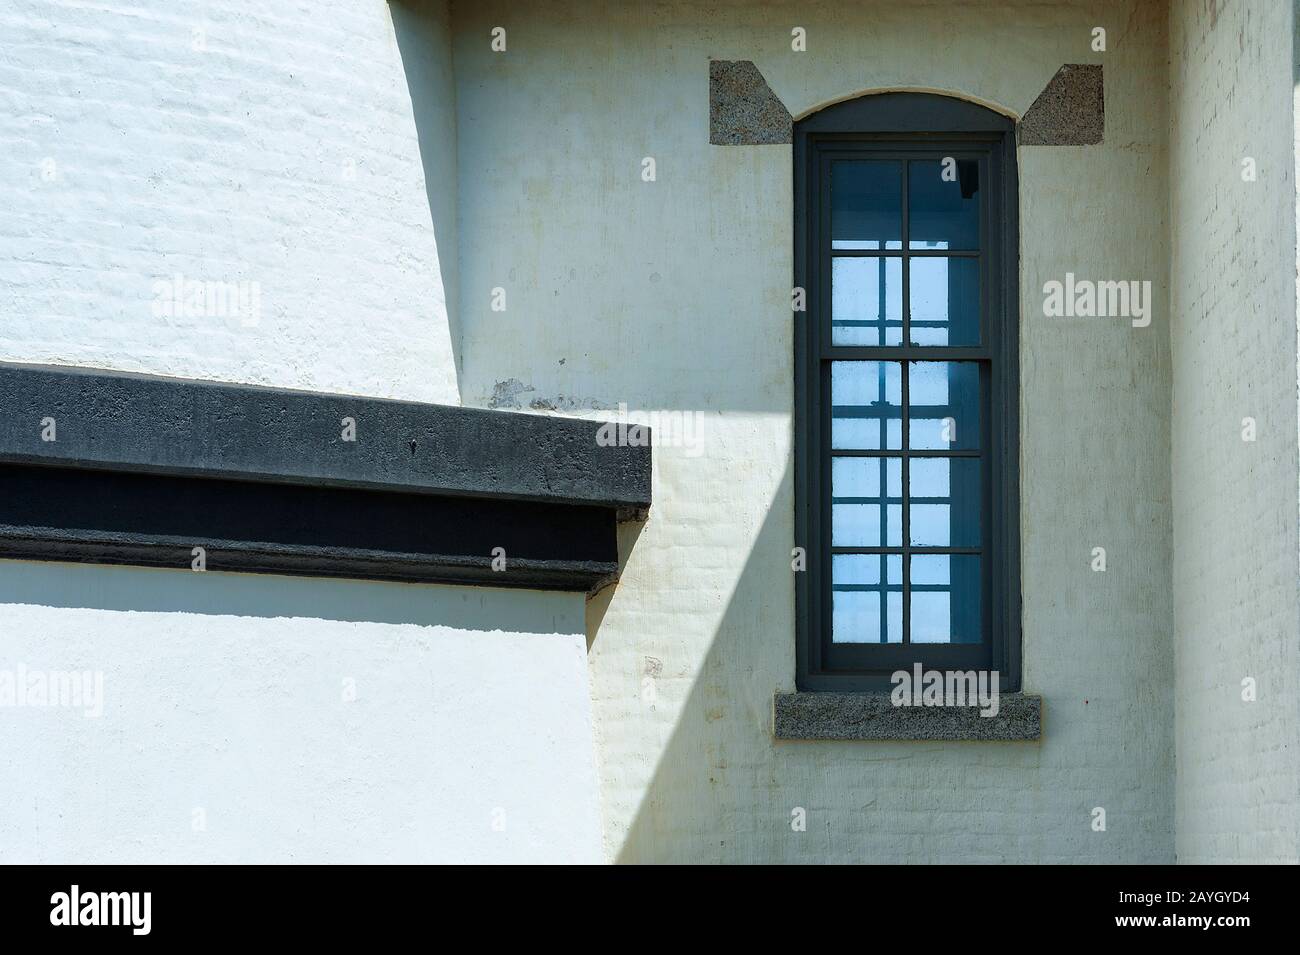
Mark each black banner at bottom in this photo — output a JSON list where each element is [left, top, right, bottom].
[[0, 864, 1288, 941]]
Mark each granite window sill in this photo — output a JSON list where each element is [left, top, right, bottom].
[[773, 692, 1042, 741]]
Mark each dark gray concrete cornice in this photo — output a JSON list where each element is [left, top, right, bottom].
[[0, 362, 651, 509], [0, 363, 651, 592]]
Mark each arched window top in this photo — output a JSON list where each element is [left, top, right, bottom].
[[798, 91, 1015, 135]]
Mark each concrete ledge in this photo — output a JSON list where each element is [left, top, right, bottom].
[[0, 363, 649, 591], [0, 362, 651, 510], [774, 692, 1042, 741]]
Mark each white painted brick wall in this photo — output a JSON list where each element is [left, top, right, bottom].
[[0, 1, 611, 865], [0, 0, 459, 402], [6, 0, 1294, 865], [0, 564, 602, 863], [453, 0, 1175, 863], [1169, 0, 1300, 863]]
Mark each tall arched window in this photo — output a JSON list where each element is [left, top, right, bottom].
[[794, 93, 1021, 691]]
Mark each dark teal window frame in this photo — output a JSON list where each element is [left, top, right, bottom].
[[793, 93, 1021, 692]]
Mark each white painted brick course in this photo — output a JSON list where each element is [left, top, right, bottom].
[[453, 0, 1175, 863], [1169, 0, 1300, 864], [0, 0, 459, 402]]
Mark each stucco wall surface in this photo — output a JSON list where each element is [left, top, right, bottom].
[[0, 0, 460, 402], [452, 0, 1175, 863], [0, 562, 602, 864], [1169, 0, 1300, 864]]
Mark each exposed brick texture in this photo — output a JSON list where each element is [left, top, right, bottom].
[[452, 0, 1176, 863], [1169, 0, 1300, 864], [0, 0, 460, 403]]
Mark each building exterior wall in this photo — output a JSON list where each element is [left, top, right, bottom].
[[452, 0, 1175, 863], [8, 0, 1298, 866], [1169, 0, 1300, 864], [0, 0, 460, 403], [0, 1, 603, 865], [0, 562, 602, 863]]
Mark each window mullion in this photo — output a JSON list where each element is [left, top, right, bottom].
[[876, 361, 888, 645], [901, 362, 910, 647], [900, 160, 911, 647], [821, 347, 991, 361], [901, 161, 910, 346]]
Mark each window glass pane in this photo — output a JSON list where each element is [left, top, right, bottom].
[[831, 161, 902, 250], [832, 257, 901, 345], [832, 457, 902, 547], [832, 456, 901, 502], [908, 159, 980, 250], [833, 555, 903, 643], [909, 457, 981, 547], [910, 555, 982, 644], [909, 257, 979, 346], [832, 361, 902, 450], [908, 361, 979, 451]]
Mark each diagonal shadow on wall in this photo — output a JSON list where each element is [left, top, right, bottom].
[[390, 0, 463, 398]]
